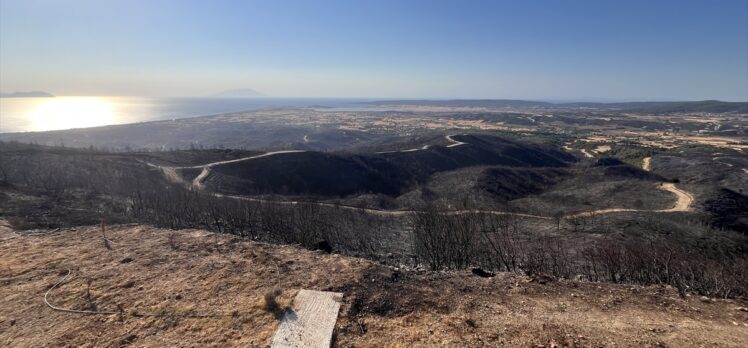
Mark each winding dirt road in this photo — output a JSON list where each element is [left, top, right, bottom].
[[146, 137, 695, 219], [186, 150, 306, 189], [376, 134, 462, 154], [641, 156, 693, 211], [179, 150, 307, 170], [658, 182, 693, 212], [445, 134, 467, 147], [568, 182, 692, 218], [142, 150, 306, 189]]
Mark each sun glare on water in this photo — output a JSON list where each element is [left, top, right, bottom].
[[29, 97, 116, 131]]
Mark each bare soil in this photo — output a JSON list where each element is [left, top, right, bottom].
[[1, 221, 746, 347]]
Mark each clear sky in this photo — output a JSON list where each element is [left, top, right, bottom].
[[1, 0, 747, 100]]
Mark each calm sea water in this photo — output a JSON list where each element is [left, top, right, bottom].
[[0, 97, 372, 133]]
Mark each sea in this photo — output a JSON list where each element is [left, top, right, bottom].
[[0, 97, 374, 133]]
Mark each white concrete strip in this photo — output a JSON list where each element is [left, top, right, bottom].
[[271, 290, 343, 348]]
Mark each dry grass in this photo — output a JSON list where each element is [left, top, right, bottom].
[[1, 220, 747, 347]]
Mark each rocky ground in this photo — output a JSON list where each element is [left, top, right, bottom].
[[1, 220, 746, 347]]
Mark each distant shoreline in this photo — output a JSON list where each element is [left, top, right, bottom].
[[0, 91, 55, 98], [361, 99, 748, 114]]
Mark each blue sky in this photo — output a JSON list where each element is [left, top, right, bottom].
[[1, 0, 747, 100]]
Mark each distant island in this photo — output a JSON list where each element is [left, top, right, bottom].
[[0, 91, 55, 98], [211, 88, 264, 98]]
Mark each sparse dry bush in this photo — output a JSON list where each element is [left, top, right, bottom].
[[412, 210, 747, 298], [579, 236, 748, 298], [263, 287, 285, 319], [412, 206, 482, 270]]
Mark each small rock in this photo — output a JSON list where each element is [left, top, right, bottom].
[[119, 334, 137, 345], [120, 257, 133, 264], [471, 268, 495, 278], [530, 273, 556, 284], [699, 296, 717, 303], [315, 240, 332, 253], [175, 294, 183, 300], [737, 307, 748, 312]]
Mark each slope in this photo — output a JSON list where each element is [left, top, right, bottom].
[[203, 134, 575, 197], [1, 221, 746, 347]]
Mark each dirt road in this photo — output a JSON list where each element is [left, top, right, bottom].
[[445, 134, 467, 147], [568, 182, 693, 218], [640, 157, 693, 211], [174, 150, 306, 189], [642, 156, 652, 171], [657, 182, 693, 212], [179, 150, 307, 170], [376, 134, 461, 154]]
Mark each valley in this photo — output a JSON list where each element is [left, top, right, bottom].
[[143, 135, 695, 220], [1, 100, 746, 347]]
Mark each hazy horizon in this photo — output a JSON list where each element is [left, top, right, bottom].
[[2, 94, 746, 103], [1, 0, 747, 101]]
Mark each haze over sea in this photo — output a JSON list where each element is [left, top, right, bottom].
[[0, 97, 370, 133]]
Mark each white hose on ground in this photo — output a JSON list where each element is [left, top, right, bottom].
[[44, 270, 118, 315]]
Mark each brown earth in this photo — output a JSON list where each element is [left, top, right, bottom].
[[1, 221, 747, 347]]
